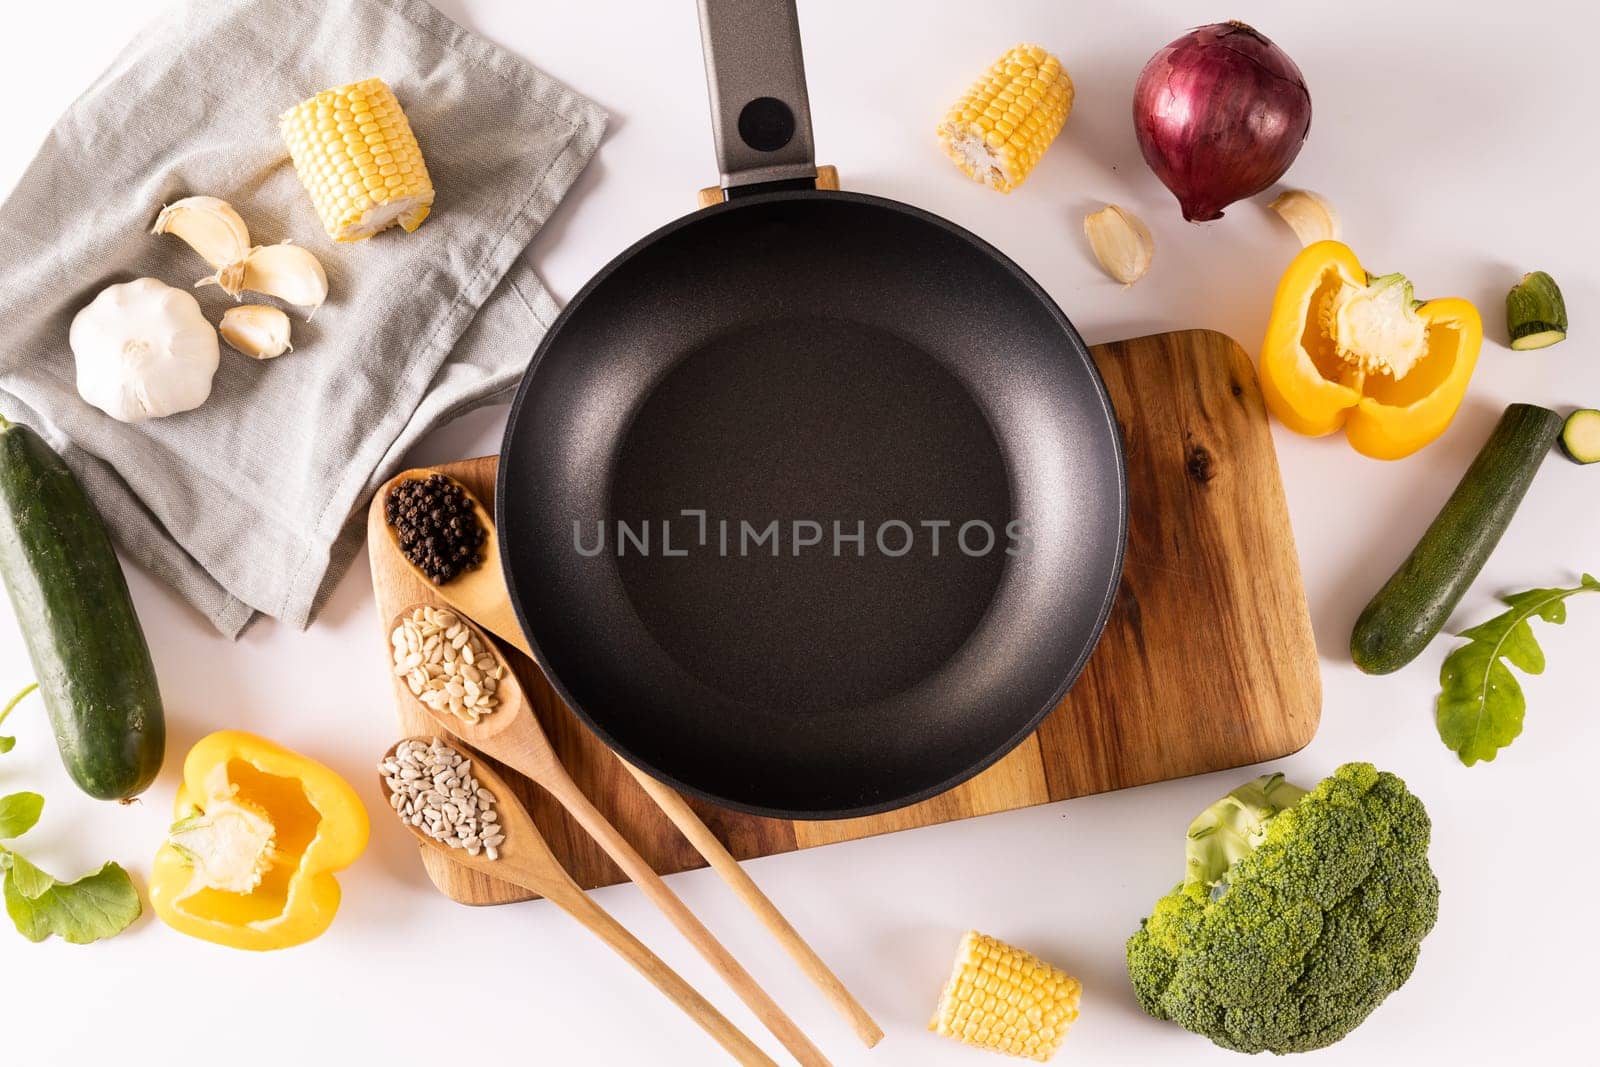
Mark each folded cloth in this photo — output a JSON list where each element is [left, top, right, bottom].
[[0, 0, 604, 636]]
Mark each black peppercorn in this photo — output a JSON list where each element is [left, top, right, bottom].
[[384, 474, 487, 585]]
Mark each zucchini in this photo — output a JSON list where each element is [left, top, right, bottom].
[[1505, 271, 1567, 351], [1560, 409, 1600, 464], [0, 415, 163, 799], [1351, 403, 1564, 675]]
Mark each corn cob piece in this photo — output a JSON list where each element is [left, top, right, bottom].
[[938, 45, 1073, 193], [930, 931, 1082, 1061], [279, 77, 435, 241]]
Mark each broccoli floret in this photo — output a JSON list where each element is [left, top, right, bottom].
[[1126, 763, 1440, 1055]]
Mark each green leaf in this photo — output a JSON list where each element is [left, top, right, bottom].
[[0, 792, 44, 839], [1436, 578, 1599, 765], [3, 860, 140, 944], [0, 737, 14, 755], [1497, 618, 1545, 674], [5, 852, 55, 898]]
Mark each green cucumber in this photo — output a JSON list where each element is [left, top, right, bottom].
[[1351, 403, 1564, 675], [0, 415, 163, 799], [1560, 409, 1600, 464]]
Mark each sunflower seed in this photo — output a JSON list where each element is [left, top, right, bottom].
[[379, 739, 503, 862]]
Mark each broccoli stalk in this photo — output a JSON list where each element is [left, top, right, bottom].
[[1185, 772, 1309, 892], [1127, 763, 1440, 1055]]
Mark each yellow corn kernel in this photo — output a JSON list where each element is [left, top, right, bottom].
[[279, 78, 435, 241], [938, 45, 1073, 193], [930, 931, 1082, 1061]]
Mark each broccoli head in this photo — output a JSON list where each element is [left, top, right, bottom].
[[1125, 763, 1439, 1055]]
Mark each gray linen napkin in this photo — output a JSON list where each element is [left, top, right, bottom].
[[0, 0, 604, 636]]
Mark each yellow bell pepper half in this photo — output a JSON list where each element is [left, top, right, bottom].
[[1259, 240, 1482, 460], [150, 731, 369, 951]]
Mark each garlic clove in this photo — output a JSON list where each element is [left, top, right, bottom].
[[151, 196, 252, 270], [199, 242, 328, 314], [219, 305, 293, 360], [1268, 189, 1339, 246], [241, 243, 328, 313], [1084, 204, 1154, 286]]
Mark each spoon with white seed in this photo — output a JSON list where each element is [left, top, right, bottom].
[[387, 605, 833, 1067], [377, 735, 775, 1067], [378, 474, 878, 1048], [389, 604, 507, 726]]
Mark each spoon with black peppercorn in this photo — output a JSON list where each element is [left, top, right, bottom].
[[378, 468, 881, 1050], [376, 468, 530, 656]]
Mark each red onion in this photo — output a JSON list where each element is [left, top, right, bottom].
[[1132, 22, 1311, 222]]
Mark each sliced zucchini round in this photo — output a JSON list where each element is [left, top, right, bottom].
[[1560, 409, 1600, 465]]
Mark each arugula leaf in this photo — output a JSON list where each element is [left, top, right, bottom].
[[0, 792, 44, 838], [6, 851, 55, 896], [1437, 574, 1600, 765], [0, 686, 142, 945], [2, 858, 141, 944]]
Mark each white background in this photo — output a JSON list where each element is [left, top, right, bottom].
[[1, 1, 1595, 1064]]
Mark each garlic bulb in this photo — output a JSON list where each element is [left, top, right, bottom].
[[70, 278, 220, 423]]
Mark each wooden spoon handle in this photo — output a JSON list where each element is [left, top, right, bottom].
[[624, 763, 884, 1048], [541, 768, 833, 1067], [544, 881, 779, 1067]]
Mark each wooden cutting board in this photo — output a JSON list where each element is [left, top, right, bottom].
[[366, 329, 1319, 905]]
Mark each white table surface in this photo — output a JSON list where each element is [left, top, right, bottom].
[[3, 1, 1595, 1064]]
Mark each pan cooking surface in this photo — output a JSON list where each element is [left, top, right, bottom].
[[499, 192, 1125, 818], [613, 315, 1010, 710]]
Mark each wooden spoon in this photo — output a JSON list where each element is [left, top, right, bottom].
[[377, 469, 529, 656], [381, 473, 881, 1046], [378, 737, 775, 1067], [390, 607, 833, 1067]]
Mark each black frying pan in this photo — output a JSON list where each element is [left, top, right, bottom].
[[497, 0, 1126, 819]]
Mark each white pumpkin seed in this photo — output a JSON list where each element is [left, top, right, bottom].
[[391, 607, 509, 726]]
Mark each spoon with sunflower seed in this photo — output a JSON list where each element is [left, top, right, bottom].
[[377, 735, 775, 1067], [387, 605, 835, 1067], [380, 474, 879, 1047]]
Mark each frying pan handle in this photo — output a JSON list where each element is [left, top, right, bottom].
[[697, 0, 818, 193]]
